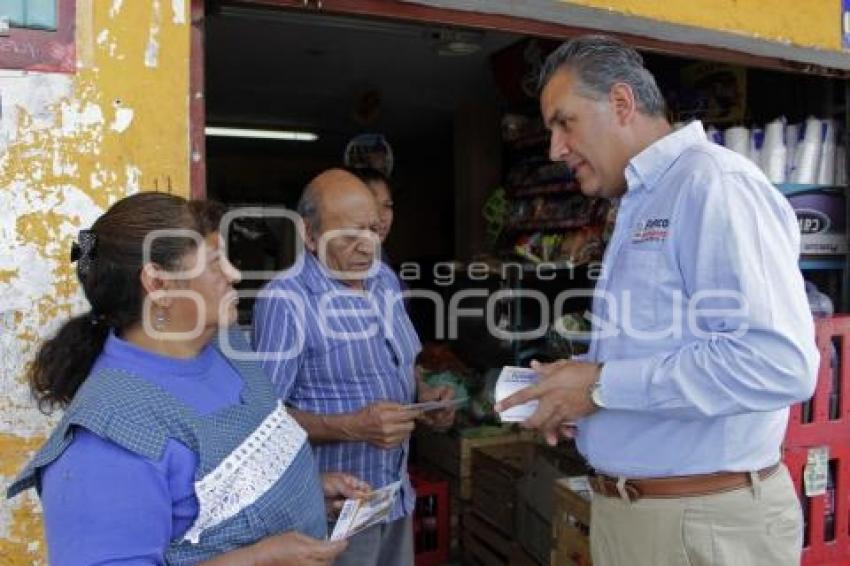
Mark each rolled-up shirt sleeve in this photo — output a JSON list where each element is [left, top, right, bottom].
[[599, 168, 819, 418]]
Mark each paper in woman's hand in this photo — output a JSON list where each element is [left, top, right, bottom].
[[329, 481, 401, 541]]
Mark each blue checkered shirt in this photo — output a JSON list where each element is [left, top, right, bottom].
[[252, 253, 421, 521]]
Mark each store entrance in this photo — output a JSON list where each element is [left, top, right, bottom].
[[203, 5, 518, 328], [202, 2, 848, 360]]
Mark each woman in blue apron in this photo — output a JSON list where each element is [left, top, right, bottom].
[[7, 193, 368, 565]]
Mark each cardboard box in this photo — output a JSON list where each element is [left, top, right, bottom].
[[784, 187, 847, 255]]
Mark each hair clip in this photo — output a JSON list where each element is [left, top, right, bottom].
[[71, 229, 98, 275]]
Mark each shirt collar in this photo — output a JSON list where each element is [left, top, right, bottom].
[[625, 120, 707, 193]]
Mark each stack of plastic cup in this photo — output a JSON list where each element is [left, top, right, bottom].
[[760, 118, 787, 183], [749, 127, 764, 167], [786, 123, 801, 181], [724, 126, 750, 157], [817, 119, 837, 186], [791, 117, 822, 184], [705, 125, 723, 145]]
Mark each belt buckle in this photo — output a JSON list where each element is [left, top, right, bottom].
[[590, 475, 642, 502], [617, 478, 642, 503]]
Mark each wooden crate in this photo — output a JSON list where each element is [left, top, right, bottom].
[[551, 478, 592, 566], [462, 509, 539, 566], [471, 443, 536, 535], [415, 427, 534, 500], [472, 443, 588, 539]]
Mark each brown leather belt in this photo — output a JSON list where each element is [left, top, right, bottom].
[[589, 463, 781, 502]]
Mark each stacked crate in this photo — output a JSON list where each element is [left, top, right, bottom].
[[785, 316, 850, 565], [414, 427, 535, 553], [546, 317, 850, 566], [464, 442, 587, 565], [410, 468, 451, 566]]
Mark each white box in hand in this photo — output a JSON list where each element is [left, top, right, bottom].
[[495, 366, 539, 422]]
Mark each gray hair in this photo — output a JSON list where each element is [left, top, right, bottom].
[[296, 184, 321, 236], [538, 35, 666, 117]]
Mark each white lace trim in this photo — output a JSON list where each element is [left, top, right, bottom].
[[182, 401, 308, 544]]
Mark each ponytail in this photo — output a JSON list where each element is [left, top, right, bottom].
[[29, 312, 110, 413]]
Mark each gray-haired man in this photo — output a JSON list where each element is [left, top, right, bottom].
[[497, 35, 818, 565]]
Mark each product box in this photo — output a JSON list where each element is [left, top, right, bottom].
[[783, 187, 847, 255]]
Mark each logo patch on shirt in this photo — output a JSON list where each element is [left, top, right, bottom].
[[632, 218, 670, 243]]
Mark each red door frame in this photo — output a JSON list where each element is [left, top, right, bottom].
[[190, 0, 206, 199], [189, 0, 849, 198]]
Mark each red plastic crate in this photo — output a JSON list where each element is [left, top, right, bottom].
[[782, 316, 850, 565], [410, 467, 450, 566], [785, 445, 850, 565], [785, 317, 850, 448]]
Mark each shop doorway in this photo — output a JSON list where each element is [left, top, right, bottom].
[[199, 0, 848, 348]]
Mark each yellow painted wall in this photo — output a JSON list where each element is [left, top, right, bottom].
[[563, 0, 843, 51], [0, 0, 191, 563]]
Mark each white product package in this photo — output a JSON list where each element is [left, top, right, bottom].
[[494, 366, 540, 422]]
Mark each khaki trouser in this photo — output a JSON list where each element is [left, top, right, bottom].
[[590, 465, 802, 566]]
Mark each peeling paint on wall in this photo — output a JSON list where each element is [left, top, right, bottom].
[[145, 0, 162, 69], [1, 0, 191, 562], [109, 0, 124, 20], [96, 29, 120, 59], [110, 106, 134, 133], [172, 0, 187, 25]]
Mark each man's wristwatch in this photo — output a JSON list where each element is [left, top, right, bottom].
[[589, 364, 605, 409]]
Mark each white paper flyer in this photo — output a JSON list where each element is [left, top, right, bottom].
[[329, 481, 402, 541]]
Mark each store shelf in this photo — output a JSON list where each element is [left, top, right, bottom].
[[800, 257, 846, 270]]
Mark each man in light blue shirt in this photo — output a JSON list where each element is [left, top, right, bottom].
[[496, 36, 819, 565]]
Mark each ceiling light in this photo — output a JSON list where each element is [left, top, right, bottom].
[[437, 40, 482, 57], [205, 126, 318, 141]]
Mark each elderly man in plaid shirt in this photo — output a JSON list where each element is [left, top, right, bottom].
[[253, 168, 454, 566]]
